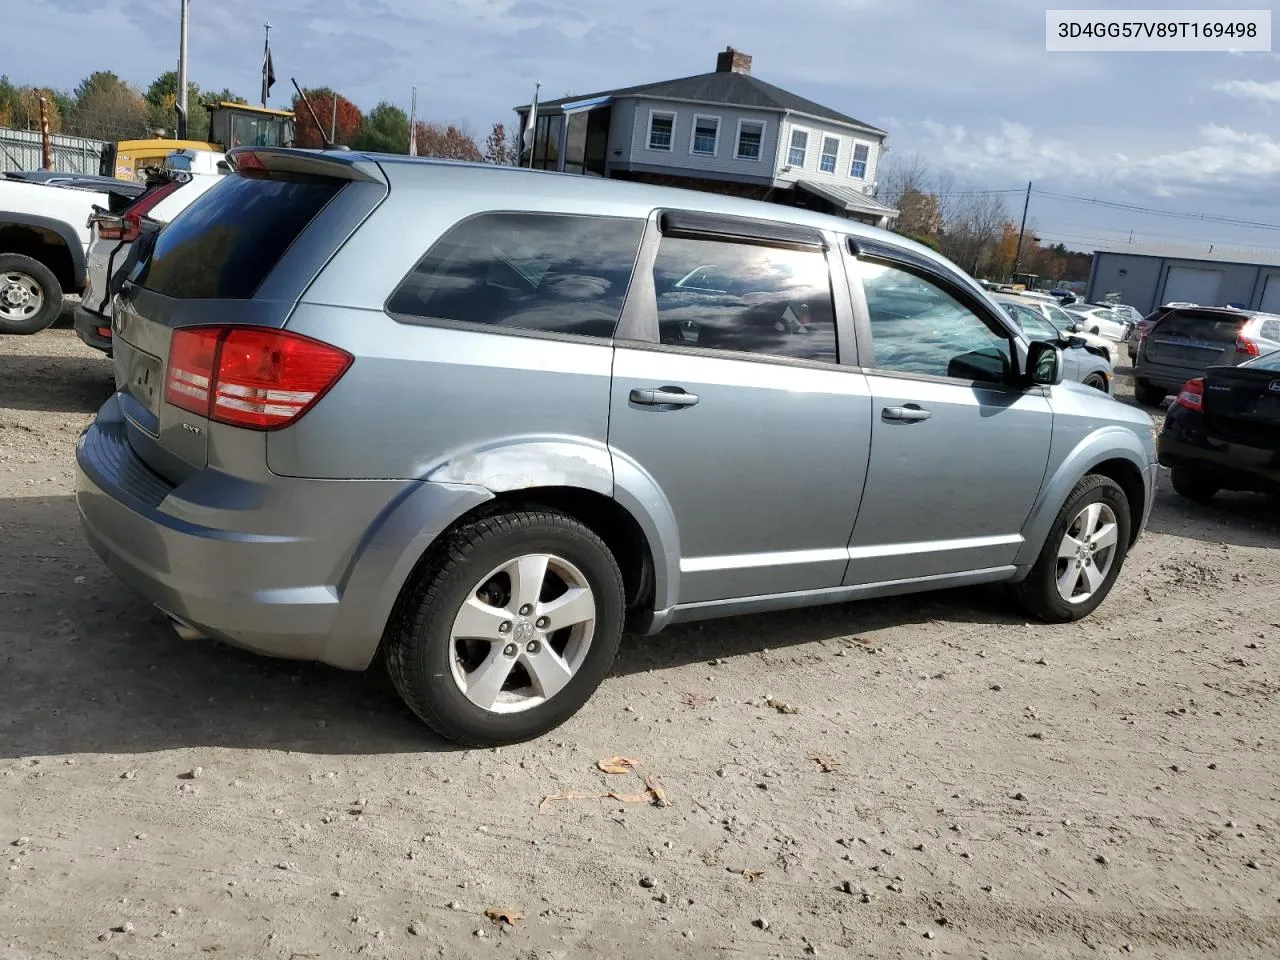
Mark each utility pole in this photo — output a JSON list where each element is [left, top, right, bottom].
[[176, 0, 190, 139], [1011, 180, 1031, 279], [38, 97, 52, 170]]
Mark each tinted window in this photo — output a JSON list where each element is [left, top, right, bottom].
[[1259, 318, 1280, 342], [137, 172, 342, 299], [856, 260, 1012, 383], [1245, 348, 1280, 371], [1155, 310, 1246, 341], [387, 213, 643, 339], [652, 236, 837, 363]]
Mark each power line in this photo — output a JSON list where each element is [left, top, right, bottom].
[[1032, 189, 1280, 233]]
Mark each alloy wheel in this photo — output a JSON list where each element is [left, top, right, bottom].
[[1055, 502, 1119, 603], [449, 553, 597, 714]]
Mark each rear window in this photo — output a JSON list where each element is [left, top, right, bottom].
[[1155, 310, 1246, 341], [136, 172, 343, 299], [387, 213, 644, 339]]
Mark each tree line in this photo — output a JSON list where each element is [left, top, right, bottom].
[[0, 71, 518, 164], [876, 153, 1091, 285]]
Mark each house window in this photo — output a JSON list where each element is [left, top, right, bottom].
[[787, 129, 808, 167], [648, 111, 675, 151], [691, 115, 719, 156], [819, 136, 839, 174], [735, 120, 764, 160], [850, 142, 870, 179]]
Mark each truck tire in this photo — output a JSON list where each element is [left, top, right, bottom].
[[0, 253, 62, 334]]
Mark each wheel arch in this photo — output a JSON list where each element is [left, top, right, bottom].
[[0, 215, 84, 291]]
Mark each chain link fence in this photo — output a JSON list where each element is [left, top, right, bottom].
[[0, 127, 107, 175]]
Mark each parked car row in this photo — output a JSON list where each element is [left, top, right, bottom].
[[73, 146, 1157, 745]]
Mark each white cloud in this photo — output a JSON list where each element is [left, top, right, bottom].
[[1215, 79, 1280, 103]]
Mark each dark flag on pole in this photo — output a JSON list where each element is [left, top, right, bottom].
[[261, 23, 275, 106]]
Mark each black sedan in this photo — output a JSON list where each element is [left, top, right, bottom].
[[1158, 350, 1280, 501]]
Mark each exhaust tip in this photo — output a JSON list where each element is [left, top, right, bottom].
[[157, 607, 209, 641]]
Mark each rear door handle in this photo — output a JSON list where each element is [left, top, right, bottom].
[[882, 404, 931, 423], [630, 387, 699, 408]]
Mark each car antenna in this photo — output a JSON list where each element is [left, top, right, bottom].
[[291, 78, 334, 149]]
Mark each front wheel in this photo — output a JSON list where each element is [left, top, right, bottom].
[[1016, 475, 1131, 622], [0, 254, 62, 334], [1083, 373, 1109, 393], [385, 509, 625, 746]]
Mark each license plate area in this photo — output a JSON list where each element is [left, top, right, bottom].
[[126, 349, 163, 417]]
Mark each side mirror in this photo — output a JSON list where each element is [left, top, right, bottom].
[[1027, 341, 1064, 386], [947, 346, 1012, 384]]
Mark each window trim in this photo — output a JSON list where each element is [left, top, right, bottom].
[[786, 126, 809, 169], [382, 209, 647, 344], [849, 141, 871, 179], [646, 109, 676, 152], [734, 118, 766, 162], [842, 236, 1028, 388], [689, 114, 721, 157], [615, 213, 857, 366], [819, 135, 840, 174]]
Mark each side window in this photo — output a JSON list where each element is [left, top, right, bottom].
[[651, 236, 837, 363], [1261, 318, 1280, 342], [854, 260, 1013, 384], [386, 213, 644, 339]]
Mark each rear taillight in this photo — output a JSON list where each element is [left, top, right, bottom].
[[1237, 336, 1260, 357], [118, 180, 183, 241], [165, 326, 352, 430], [1175, 377, 1205, 412], [97, 218, 124, 241]]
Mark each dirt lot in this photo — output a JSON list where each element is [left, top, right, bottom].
[[2, 319, 1279, 960]]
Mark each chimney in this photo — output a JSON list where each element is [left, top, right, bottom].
[[715, 47, 752, 75]]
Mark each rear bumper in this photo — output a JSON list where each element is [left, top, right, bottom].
[[1135, 360, 1203, 392], [1158, 418, 1280, 493], [73, 304, 112, 354], [75, 394, 490, 669]]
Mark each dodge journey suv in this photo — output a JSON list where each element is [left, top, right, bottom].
[[76, 148, 1157, 746]]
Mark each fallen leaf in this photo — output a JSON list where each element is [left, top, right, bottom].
[[645, 774, 671, 808], [680, 691, 710, 708], [809, 753, 839, 773], [538, 791, 601, 812], [484, 907, 523, 926], [766, 697, 799, 714], [597, 756, 642, 775], [741, 868, 764, 882], [605, 790, 653, 804]]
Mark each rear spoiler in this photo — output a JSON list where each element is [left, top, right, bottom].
[[226, 146, 384, 184]]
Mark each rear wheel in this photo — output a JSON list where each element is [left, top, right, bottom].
[[1134, 380, 1165, 406], [1016, 474, 1131, 622], [1083, 373, 1109, 392], [385, 510, 625, 746], [1171, 466, 1219, 502], [0, 254, 61, 334]]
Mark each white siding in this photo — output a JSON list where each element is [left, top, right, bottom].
[[625, 98, 780, 176], [776, 116, 882, 191]]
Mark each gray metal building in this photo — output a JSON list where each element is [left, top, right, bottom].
[[1086, 243, 1280, 314]]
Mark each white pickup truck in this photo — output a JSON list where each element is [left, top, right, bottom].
[[0, 176, 119, 334]]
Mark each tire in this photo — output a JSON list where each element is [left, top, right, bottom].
[[1171, 466, 1219, 503], [385, 509, 625, 747], [1134, 380, 1165, 406], [1016, 474, 1131, 623], [1083, 373, 1109, 393], [0, 253, 62, 334]]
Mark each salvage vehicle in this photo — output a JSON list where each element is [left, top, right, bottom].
[[1133, 306, 1280, 406], [993, 294, 1113, 392], [0, 175, 137, 333], [76, 148, 1157, 746], [1064, 303, 1131, 342], [1158, 350, 1280, 500], [76, 149, 229, 353]]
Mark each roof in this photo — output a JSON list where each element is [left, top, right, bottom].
[[1094, 242, 1280, 267], [794, 180, 898, 217], [516, 70, 885, 135]]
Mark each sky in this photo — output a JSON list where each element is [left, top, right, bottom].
[[7, 0, 1280, 254]]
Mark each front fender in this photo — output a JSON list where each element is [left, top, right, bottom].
[[0, 211, 87, 287], [1015, 426, 1152, 567]]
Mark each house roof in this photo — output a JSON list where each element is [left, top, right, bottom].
[[1094, 242, 1280, 267], [515, 70, 886, 136], [795, 180, 899, 218]]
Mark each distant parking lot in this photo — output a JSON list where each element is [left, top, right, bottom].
[[3, 320, 1279, 958]]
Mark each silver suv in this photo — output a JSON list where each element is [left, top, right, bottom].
[[76, 149, 1157, 745]]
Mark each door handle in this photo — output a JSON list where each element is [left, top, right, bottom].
[[630, 387, 699, 408], [882, 404, 931, 423]]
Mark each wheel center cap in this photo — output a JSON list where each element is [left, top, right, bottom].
[[513, 620, 536, 644], [2, 284, 26, 306]]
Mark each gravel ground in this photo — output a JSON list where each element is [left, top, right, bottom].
[[2, 318, 1279, 959]]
